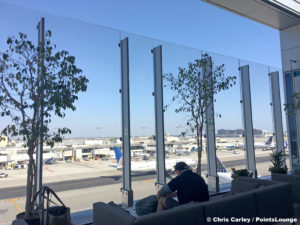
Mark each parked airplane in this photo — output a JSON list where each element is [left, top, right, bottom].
[[44, 157, 56, 165], [237, 136, 275, 150], [216, 157, 233, 183], [112, 147, 233, 184], [186, 147, 232, 183], [112, 147, 196, 172], [284, 141, 289, 154], [132, 151, 150, 160], [216, 143, 236, 150], [285, 141, 288, 149], [175, 149, 191, 156], [191, 147, 199, 152], [227, 145, 236, 150], [254, 136, 274, 150]]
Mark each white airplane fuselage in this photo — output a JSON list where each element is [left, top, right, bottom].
[[116, 157, 196, 172]]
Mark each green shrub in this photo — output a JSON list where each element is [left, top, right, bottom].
[[269, 150, 288, 174], [231, 168, 254, 180]]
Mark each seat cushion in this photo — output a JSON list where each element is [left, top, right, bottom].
[[230, 179, 259, 194], [294, 169, 300, 176], [205, 192, 256, 225], [272, 173, 300, 203], [11, 219, 29, 225], [294, 203, 300, 218], [134, 202, 206, 225], [236, 176, 274, 186], [255, 183, 294, 219], [93, 202, 136, 225], [210, 192, 235, 201]]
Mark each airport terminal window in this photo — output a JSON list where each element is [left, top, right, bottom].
[[285, 72, 299, 169]]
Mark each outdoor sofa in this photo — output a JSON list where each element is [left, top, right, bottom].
[[271, 169, 300, 217], [93, 177, 294, 225]]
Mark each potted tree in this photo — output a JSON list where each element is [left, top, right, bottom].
[[0, 29, 88, 222], [164, 54, 236, 174], [269, 150, 288, 177]]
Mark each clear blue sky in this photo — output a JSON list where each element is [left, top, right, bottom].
[[0, 0, 284, 138]]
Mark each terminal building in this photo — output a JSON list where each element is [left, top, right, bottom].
[[217, 129, 267, 137]]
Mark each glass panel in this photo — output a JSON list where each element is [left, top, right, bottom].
[[39, 10, 122, 213], [160, 42, 204, 183], [120, 32, 156, 201], [240, 60, 275, 177], [268, 67, 290, 170], [207, 52, 245, 184], [0, 3, 39, 134], [0, 3, 39, 224]]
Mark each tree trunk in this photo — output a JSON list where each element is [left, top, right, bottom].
[[25, 150, 34, 217], [199, 133, 203, 174], [196, 130, 202, 174]]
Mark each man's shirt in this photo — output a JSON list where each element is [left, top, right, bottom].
[[167, 170, 209, 205]]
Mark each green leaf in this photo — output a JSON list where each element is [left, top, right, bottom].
[[2, 54, 8, 60]]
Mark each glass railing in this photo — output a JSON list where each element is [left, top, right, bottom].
[[161, 42, 206, 185], [268, 67, 290, 170], [209, 52, 246, 183], [0, 2, 286, 224], [39, 10, 123, 213], [240, 60, 279, 177], [120, 31, 157, 201]]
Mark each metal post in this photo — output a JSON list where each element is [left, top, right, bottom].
[[205, 57, 219, 193], [34, 17, 45, 209], [239, 65, 257, 177], [119, 38, 133, 207], [33, 21, 40, 204], [269, 72, 285, 158], [152, 46, 166, 189], [39, 17, 45, 207]]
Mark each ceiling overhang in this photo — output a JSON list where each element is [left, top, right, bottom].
[[201, 0, 300, 30]]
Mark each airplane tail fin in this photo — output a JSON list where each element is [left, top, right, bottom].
[[265, 136, 273, 145], [217, 156, 227, 173], [113, 147, 123, 165]]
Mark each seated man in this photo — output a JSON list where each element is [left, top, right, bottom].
[[157, 161, 209, 211]]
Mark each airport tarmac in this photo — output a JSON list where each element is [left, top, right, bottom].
[[0, 149, 288, 225], [0, 149, 274, 188]]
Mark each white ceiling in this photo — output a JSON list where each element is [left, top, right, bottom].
[[201, 0, 300, 30], [267, 0, 300, 15]]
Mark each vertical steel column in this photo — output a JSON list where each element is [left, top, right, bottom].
[[269, 72, 285, 157], [239, 65, 257, 177], [34, 17, 45, 209], [34, 20, 40, 204], [205, 57, 219, 193], [152, 45, 166, 189], [119, 38, 133, 207]]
